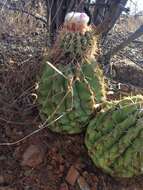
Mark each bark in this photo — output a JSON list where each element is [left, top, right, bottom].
[[95, 0, 128, 35], [93, 0, 107, 26]]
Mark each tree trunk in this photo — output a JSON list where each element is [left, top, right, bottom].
[[95, 0, 128, 35]]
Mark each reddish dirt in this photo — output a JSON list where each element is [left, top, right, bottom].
[[0, 121, 143, 190]]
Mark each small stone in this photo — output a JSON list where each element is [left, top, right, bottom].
[[0, 175, 4, 184], [65, 166, 79, 186], [77, 176, 90, 190], [0, 156, 6, 161], [59, 164, 65, 173], [59, 183, 69, 190], [21, 144, 45, 168], [91, 187, 97, 190]]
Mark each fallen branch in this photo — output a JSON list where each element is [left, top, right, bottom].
[[132, 40, 143, 44], [104, 24, 143, 63]]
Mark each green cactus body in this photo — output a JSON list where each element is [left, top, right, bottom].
[[59, 30, 96, 59], [85, 95, 143, 178], [38, 27, 106, 134], [38, 60, 106, 134]]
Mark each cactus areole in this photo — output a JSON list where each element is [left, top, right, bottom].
[[85, 95, 143, 178], [38, 12, 106, 134]]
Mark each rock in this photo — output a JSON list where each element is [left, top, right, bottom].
[[91, 187, 97, 190], [0, 175, 4, 184], [82, 172, 98, 190], [59, 183, 69, 190], [65, 166, 79, 186], [21, 144, 45, 168], [77, 176, 90, 190], [0, 156, 6, 161], [112, 59, 143, 88]]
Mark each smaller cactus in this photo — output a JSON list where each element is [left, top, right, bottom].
[[85, 95, 143, 178]]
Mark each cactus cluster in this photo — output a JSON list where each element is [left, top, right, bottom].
[[85, 95, 143, 178], [38, 18, 143, 179]]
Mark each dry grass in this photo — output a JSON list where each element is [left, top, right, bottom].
[[0, 52, 43, 130], [0, 10, 44, 37], [117, 15, 143, 32]]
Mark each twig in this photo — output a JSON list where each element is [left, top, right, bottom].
[[0, 117, 39, 125], [0, 114, 65, 146], [0, 0, 8, 12], [46, 61, 67, 79], [0, 3, 47, 24], [95, 0, 128, 34]]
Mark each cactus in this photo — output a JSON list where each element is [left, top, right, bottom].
[[85, 95, 143, 178], [38, 60, 106, 134], [38, 16, 143, 179], [37, 24, 107, 134]]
